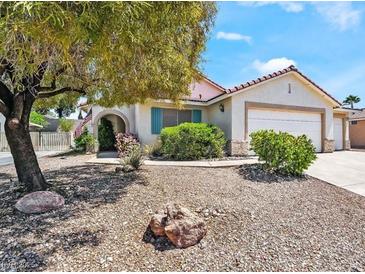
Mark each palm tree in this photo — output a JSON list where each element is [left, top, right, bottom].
[[343, 95, 361, 109]]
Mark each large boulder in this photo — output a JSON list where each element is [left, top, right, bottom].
[[149, 210, 167, 236], [149, 203, 207, 248], [15, 191, 65, 214]]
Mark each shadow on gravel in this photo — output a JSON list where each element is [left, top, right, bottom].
[[238, 163, 307, 183], [0, 164, 147, 271], [142, 226, 176, 252]]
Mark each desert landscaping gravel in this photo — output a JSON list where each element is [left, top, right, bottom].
[[1, 153, 365, 271]]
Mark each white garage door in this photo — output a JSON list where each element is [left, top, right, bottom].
[[248, 109, 322, 152], [334, 118, 343, 150]]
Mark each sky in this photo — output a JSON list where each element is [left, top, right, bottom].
[[202, 1, 365, 108]]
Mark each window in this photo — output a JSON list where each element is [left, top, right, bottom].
[[162, 109, 192, 127], [351, 121, 358, 125], [151, 108, 202, 134]]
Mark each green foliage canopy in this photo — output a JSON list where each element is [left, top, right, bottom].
[[343, 95, 361, 109], [0, 2, 217, 110], [29, 111, 48, 127], [59, 117, 74, 132]]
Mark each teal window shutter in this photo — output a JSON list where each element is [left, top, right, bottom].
[[192, 109, 202, 123], [151, 107, 163, 134]]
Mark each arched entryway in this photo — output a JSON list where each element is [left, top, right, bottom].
[[92, 109, 130, 153]]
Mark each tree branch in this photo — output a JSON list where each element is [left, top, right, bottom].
[[37, 87, 86, 98]]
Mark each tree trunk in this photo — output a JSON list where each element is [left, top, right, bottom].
[[5, 119, 48, 192]]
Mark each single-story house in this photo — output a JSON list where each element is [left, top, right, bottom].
[[349, 109, 365, 148], [79, 65, 352, 155]]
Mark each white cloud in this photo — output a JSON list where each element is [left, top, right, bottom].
[[279, 2, 304, 13], [239, 2, 304, 13], [216, 32, 252, 43], [313, 2, 361, 31], [252, 57, 296, 74]]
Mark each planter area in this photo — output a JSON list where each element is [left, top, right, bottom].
[[1, 154, 365, 271]]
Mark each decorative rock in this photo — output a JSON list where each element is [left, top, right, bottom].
[[149, 203, 207, 248], [122, 165, 134, 173], [165, 203, 207, 248], [15, 191, 64, 214], [150, 210, 167, 236]]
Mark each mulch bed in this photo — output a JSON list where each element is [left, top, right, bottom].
[[1, 154, 365, 271]]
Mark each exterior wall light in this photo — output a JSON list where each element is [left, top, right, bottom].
[[219, 103, 224, 112]]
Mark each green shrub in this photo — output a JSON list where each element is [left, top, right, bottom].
[[30, 111, 48, 127], [74, 128, 95, 152], [121, 147, 144, 170], [98, 118, 115, 151], [59, 118, 74, 132], [160, 122, 226, 160], [250, 130, 317, 176]]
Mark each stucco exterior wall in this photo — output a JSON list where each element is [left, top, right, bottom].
[[350, 120, 365, 148], [230, 73, 335, 142], [188, 79, 224, 101], [207, 97, 232, 140]]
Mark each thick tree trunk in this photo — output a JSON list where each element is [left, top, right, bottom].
[[5, 119, 48, 192]]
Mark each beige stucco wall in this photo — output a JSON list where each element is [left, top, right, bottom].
[[350, 120, 365, 148], [229, 73, 335, 142], [207, 97, 232, 140], [91, 105, 136, 135]]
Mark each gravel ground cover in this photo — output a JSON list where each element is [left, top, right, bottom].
[[1, 153, 365, 271]]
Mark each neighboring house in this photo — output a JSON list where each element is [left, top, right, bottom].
[[349, 109, 365, 148], [78, 65, 352, 155], [42, 115, 82, 134]]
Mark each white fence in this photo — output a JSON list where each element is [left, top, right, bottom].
[[0, 132, 72, 152]]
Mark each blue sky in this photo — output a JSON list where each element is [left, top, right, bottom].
[[202, 1, 365, 108]]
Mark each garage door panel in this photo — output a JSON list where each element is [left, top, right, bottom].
[[248, 109, 322, 152]]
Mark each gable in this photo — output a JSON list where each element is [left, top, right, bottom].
[[187, 77, 225, 101], [232, 73, 338, 109]]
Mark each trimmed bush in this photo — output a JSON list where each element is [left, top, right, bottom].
[[250, 130, 317, 176], [74, 128, 95, 152], [98, 118, 115, 151], [160, 122, 226, 160], [115, 133, 140, 157]]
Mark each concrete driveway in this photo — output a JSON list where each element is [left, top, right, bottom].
[[307, 151, 365, 196], [0, 151, 62, 166]]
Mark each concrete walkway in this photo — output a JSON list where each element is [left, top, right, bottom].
[[0, 151, 63, 166], [306, 151, 365, 196], [86, 156, 258, 167]]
